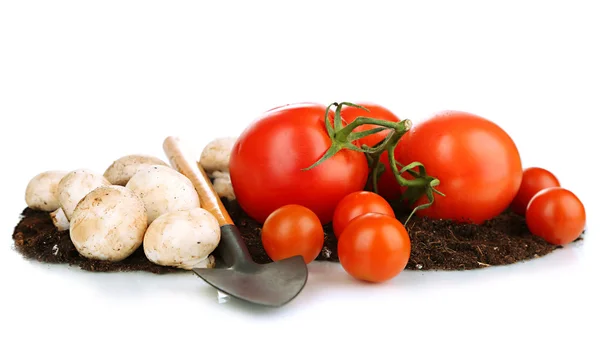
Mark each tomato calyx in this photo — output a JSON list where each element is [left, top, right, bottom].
[[364, 125, 444, 222], [302, 102, 401, 170], [303, 101, 444, 224]]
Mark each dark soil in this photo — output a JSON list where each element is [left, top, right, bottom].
[[11, 200, 582, 274]]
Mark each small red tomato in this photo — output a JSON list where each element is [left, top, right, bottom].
[[261, 204, 324, 264], [510, 167, 560, 215], [338, 213, 411, 283], [526, 187, 586, 245], [340, 102, 401, 148], [332, 191, 395, 238]]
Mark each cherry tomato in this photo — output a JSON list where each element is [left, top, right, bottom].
[[510, 167, 560, 215], [261, 204, 324, 264], [340, 102, 401, 148], [383, 110, 522, 224], [332, 191, 395, 238], [526, 187, 586, 245], [337, 213, 411, 283], [230, 103, 369, 224]]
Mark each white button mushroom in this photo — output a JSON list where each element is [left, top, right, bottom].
[[212, 171, 235, 201], [143, 208, 220, 270], [103, 154, 169, 186], [70, 185, 148, 261], [199, 137, 237, 177], [25, 170, 68, 211], [125, 165, 201, 224], [57, 169, 111, 221]]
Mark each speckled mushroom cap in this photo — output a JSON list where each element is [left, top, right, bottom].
[[104, 154, 169, 186], [199, 137, 237, 175], [143, 208, 220, 270], [25, 170, 68, 211], [69, 185, 148, 262], [57, 169, 111, 220], [125, 165, 201, 224]]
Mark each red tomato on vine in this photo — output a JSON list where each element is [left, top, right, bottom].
[[229, 103, 369, 224], [387, 110, 523, 224]]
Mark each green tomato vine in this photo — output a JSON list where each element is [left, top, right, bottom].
[[303, 101, 444, 224]]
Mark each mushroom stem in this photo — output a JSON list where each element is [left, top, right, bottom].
[[193, 255, 216, 269], [50, 208, 69, 231], [212, 171, 235, 201]]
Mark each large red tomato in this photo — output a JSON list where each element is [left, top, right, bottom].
[[229, 103, 369, 224], [387, 110, 523, 224]]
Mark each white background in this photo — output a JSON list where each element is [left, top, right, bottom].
[[1, 1, 598, 356]]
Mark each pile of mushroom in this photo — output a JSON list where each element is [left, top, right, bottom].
[[23, 136, 238, 270]]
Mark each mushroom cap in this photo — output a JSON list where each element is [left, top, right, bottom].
[[25, 170, 68, 211], [125, 165, 201, 224], [104, 154, 169, 186], [143, 208, 221, 270], [70, 185, 148, 262], [58, 169, 111, 220], [199, 137, 237, 174]]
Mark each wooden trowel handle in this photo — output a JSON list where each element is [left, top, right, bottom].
[[163, 136, 234, 226]]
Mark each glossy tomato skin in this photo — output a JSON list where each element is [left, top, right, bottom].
[[332, 191, 395, 238], [261, 204, 324, 263], [338, 213, 411, 283], [510, 167, 560, 215], [391, 110, 522, 224], [230, 103, 369, 224], [526, 187, 586, 245], [340, 102, 400, 148]]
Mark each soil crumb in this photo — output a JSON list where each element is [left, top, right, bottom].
[[11, 201, 582, 274]]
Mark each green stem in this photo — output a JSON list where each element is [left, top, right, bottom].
[[387, 145, 419, 187], [337, 117, 410, 142]]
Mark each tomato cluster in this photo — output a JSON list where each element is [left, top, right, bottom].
[[334, 192, 410, 283], [229, 101, 586, 283], [260, 191, 411, 283], [513, 169, 585, 245]]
